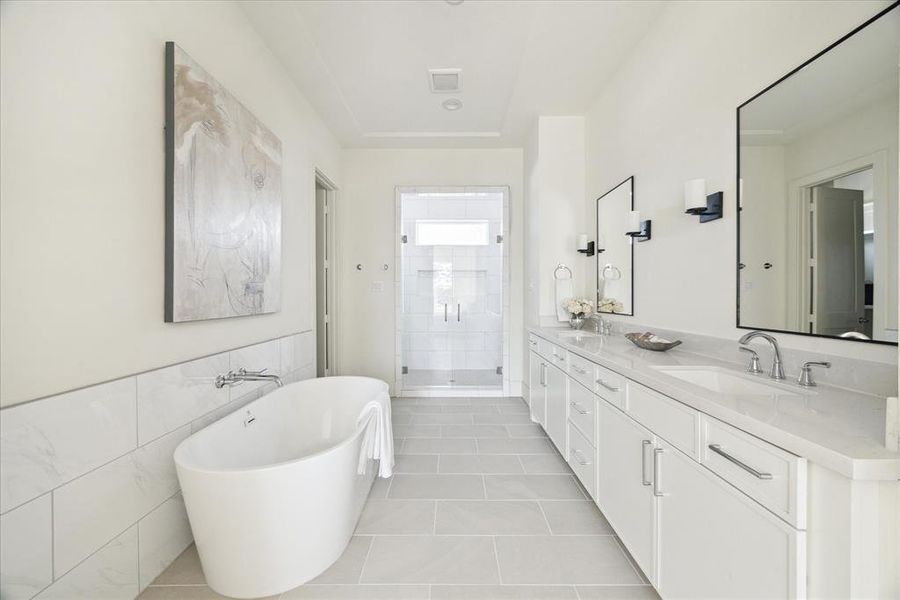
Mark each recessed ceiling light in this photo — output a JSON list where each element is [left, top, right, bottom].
[[445, 0, 464, 5], [442, 98, 463, 111]]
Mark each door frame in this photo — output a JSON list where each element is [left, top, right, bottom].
[[315, 169, 340, 377], [394, 185, 511, 397], [785, 151, 888, 337]]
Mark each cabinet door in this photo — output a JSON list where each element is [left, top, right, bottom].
[[545, 364, 568, 454], [528, 352, 546, 428], [597, 401, 657, 585], [657, 441, 805, 599]]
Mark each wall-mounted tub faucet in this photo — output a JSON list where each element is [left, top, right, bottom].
[[215, 368, 283, 388]]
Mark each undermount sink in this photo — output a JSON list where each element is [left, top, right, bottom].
[[651, 366, 800, 397], [555, 330, 598, 339]]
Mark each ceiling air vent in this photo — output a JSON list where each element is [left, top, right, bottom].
[[428, 68, 462, 93]]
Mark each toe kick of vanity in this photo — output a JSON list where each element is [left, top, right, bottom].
[[527, 331, 812, 599]]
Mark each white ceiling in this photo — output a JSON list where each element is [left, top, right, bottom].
[[239, 0, 666, 148]]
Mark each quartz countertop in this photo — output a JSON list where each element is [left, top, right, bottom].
[[530, 326, 900, 481]]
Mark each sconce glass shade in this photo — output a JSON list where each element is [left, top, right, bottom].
[[684, 179, 707, 212], [627, 210, 641, 234], [577, 233, 589, 251]]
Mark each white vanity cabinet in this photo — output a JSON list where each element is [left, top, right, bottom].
[[525, 331, 817, 599], [529, 350, 569, 454], [545, 362, 568, 454], [655, 439, 805, 599], [528, 350, 546, 427], [597, 399, 660, 585]]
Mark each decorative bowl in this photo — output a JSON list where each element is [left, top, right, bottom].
[[625, 332, 682, 352]]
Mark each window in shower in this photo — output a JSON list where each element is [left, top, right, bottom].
[[395, 187, 508, 394]]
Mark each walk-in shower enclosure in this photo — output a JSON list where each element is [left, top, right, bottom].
[[395, 187, 510, 396]]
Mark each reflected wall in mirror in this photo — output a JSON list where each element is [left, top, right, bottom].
[[737, 3, 899, 344], [596, 176, 634, 315]]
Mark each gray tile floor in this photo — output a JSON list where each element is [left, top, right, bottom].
[[141, 397, 659, 600]]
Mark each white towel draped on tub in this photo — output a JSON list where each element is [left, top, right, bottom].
[[357, 391, 394, 477]]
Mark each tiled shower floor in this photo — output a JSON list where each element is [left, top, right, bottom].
[[403, 369, 503, 390], [140, 397, 659, 600]]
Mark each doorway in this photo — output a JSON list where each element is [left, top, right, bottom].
[[395, 186, 510, 396], [316, 172, 338, 377]]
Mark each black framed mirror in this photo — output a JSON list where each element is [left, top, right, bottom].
[[737, 2, 899, 344], [596, 176, 635, 316]]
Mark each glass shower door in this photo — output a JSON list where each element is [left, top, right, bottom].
[[399, 189, 504, 392]]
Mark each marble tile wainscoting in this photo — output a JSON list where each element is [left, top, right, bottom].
[[0, 332, 316, 600]]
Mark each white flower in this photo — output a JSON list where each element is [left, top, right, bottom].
[[597, 297, 624, 314], [562, 297, 594, 317]]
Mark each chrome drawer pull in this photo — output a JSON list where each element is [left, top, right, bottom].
[[529, 340, 538, 346], [653, 448, 665, 497], [641, 440, 652, 486], [708, 444, 773, 480], [571, 449, 592, 466], [569, 401, 590, 415], [572, 366, 587, 375], [554, 355, 566, 362], [596, 378, 621, 392]]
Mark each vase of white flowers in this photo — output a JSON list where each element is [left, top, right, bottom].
[[563, 298, 594, 330]]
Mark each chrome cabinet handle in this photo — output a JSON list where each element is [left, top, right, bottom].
[[596, 378, 620, 392], [572, 366, 587, 375], [653, 448, 665, 496], [569, 401, 590, 415], [539, 363, 546, 386], [554, 355, 566, 362], [529, 339, 538, 347], [443, 303, 448, 322], [641, 440, 652, 486], [457, 303, 461, 322], [571, 449, 591, 466], [708, 444, 773, 480]]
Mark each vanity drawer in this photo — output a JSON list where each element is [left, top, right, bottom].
[[568, 422, 597, 499], [627, 382, 700, 459], [567, 352, 596, 391], [527, 333, 540, 353], [701, 416, 806, 528], [568, 379, 596, 444], [541, 340, 566, 368], [593, 364, 626, 409]]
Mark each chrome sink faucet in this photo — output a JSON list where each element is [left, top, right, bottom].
[[593, 316, 612, 336], [215, 368, 283, 388], [737, 331, 785, 380]]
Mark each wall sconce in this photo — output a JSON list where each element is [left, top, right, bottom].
[[625, 210, 651, 242], [576, 233, 596, 256], [684, 178, 723, 223]]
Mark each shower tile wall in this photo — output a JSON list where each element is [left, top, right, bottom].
[[400, 194, 503, 381], [0, 332, 316, 600]]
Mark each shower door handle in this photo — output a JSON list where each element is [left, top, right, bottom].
[[457, 303, 461, 322], [444, 303, 448, 322]]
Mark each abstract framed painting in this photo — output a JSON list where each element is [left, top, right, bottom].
[[164, 42, 282, 322]]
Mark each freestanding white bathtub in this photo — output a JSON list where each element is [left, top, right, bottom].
[[174, 376, 389, 599]]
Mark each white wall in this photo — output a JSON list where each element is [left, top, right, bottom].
[[339, 149, 524, 394], [0, 1, 341, 406], [523, 117, 587, 326], [583, 0, 897, 363]]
